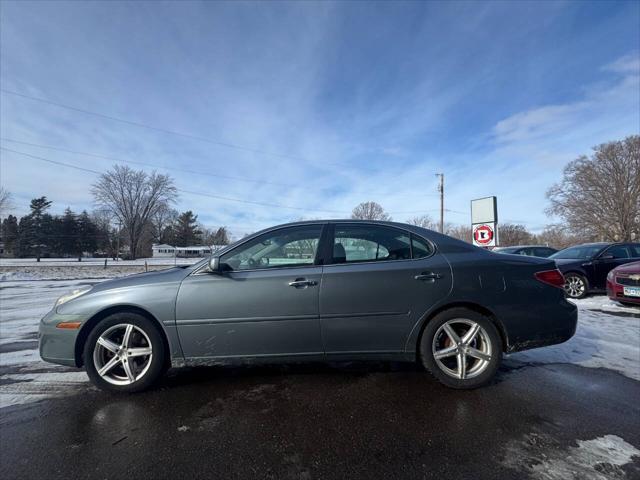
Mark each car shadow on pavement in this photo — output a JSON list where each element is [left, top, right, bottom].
[[158, 360, 425, 389]]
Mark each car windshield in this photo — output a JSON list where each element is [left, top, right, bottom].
[[494, 247, 518, 253], [550, 245, 603, 260]]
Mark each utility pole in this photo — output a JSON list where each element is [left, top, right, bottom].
[[436, 173, 444, 233]]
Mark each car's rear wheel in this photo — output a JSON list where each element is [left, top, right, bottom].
[[83, 312, 166, 392], [420, 308, 502, 389], [564, 273, 588, 299]]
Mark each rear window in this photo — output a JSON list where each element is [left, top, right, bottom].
[[412, 235, 434, 259]]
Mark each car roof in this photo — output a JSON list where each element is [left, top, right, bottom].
[[568, 242, 613, 247]]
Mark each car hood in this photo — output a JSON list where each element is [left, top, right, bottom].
[[90, 266, 192, 293], [612, 261, 640, 274]]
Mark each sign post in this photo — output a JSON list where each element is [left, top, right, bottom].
[[471, 197, 498, 248]]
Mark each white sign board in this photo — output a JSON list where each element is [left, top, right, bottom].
[[471, 197, 498, 225], [473, 223, 496, 247]]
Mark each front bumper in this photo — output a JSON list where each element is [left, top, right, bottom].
[[607, 279, 640, 305], [39, 309, 85, 367]]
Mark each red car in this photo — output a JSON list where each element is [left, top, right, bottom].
[[607, 261, 640, 306]]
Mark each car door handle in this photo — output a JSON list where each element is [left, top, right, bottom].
[[415, 272, 442, 282], [288, 278, 317, 288]]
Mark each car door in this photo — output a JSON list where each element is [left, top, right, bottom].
[[593, 244, 632, 289], [175, 224, 326, 359], [319, 223, 452, 356]]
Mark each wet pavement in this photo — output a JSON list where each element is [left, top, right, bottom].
[[1, 278, 639, 478], [1, 360, 639, 480]]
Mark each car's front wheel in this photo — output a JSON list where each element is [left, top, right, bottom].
[[83, 312, 166, 392], [564, 273, 588, 299], [420, 308, 502, 389]]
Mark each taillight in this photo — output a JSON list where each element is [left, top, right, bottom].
[[534, 269, 565, 289]]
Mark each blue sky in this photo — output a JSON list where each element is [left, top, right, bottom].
[[1, 0, 639, 237]]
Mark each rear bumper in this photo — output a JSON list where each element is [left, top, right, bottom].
[[39, 309, 84, 367], [505, 300, 578, 353]]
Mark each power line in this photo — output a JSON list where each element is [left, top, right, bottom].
[[1, 147, 461, 218], [0, 137, 299, 188], [0, 89, 308, 163], [0, 147, 348, 214]]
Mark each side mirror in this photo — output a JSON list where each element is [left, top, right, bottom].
[[208, 256, 220, 273]]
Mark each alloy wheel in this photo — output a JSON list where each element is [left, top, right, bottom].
[[431, 319, 492, 380], [93, 323, 153, 386], [564, 275, 585, 298]]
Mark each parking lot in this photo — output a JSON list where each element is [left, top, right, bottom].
[[1, 275, 639, 479]]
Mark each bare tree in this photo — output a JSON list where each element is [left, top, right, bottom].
[[351, 201, 391, 221], [0, 187, 12, 215], [151, 204, 178, 244], [407, 214, 436, 230], [444, 223, 472, 243], [497, 223, 534, 246], [92, 165, 177, 259], [547, 135, 640, 241], [535, 224, 587, 250]]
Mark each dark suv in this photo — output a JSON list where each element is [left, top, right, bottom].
[[550, 242, 640, 299]]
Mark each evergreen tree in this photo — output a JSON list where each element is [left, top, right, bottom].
[[60, 208, 78, 257], [1, 215, 19, 256], [17, 215, 34, 257], [28, 197, 53, 261], [77, 210, 97, 260], [174, 211, 201, 247]]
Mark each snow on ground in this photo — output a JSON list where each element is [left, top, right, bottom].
[[0, 257, 203, 267], [1, 272, 638, 409], [0, 279, 105, 409], [506, 299, 640, 381]]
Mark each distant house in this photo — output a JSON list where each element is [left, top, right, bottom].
[[151, 244, 224, 258]]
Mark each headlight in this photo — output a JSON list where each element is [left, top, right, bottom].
[[607, 270, 614, 282], [55, 286, 92, 308]]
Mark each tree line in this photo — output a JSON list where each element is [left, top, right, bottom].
[[1, 182, 230, 261], [1, 135, 637, 258]]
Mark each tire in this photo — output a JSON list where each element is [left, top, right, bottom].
[[419, 308, 502, 389], [83, 312, 166, 393], [563, 273, 588, 299]]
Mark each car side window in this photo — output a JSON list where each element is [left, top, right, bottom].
[[630, 245, 640, 258], [220, 225, 323, 271], [605, 245, 629, 259], [412, 235, 434, 259], [535, 248, 555, 257], [333, 225, 411, 264]]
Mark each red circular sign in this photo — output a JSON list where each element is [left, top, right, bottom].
[[473, 224, 494, 245]]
